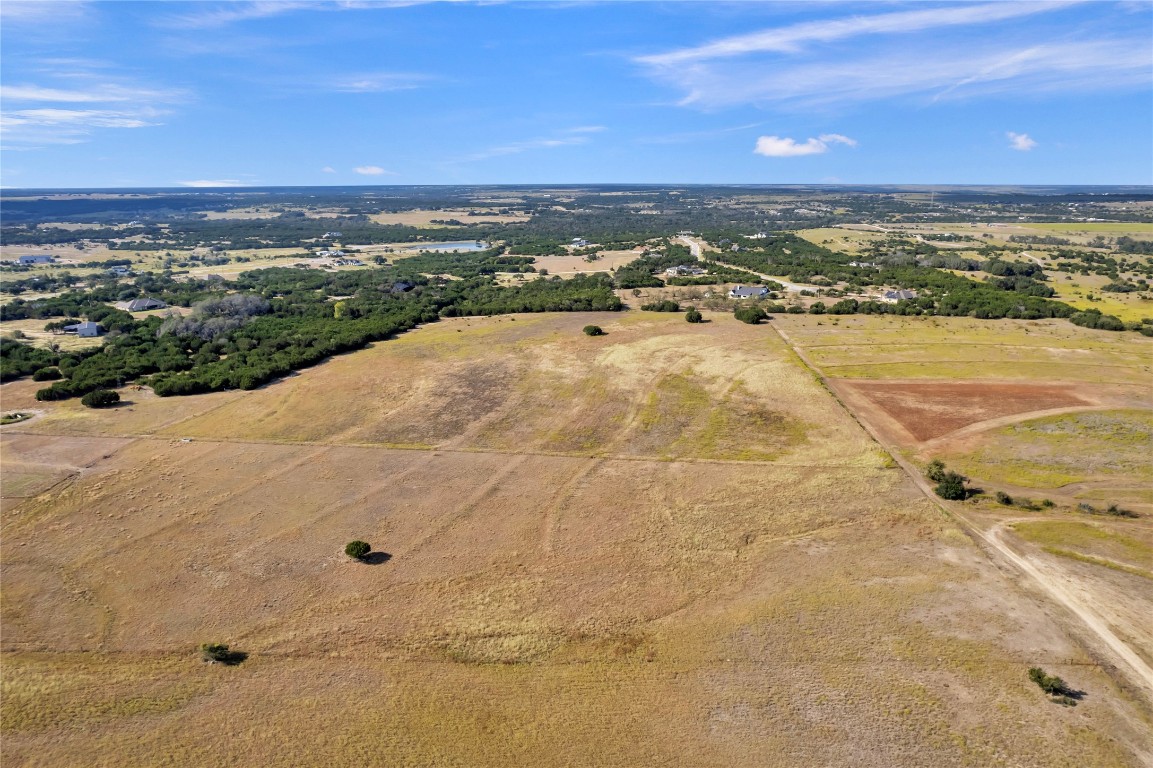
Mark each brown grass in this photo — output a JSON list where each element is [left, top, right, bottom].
[[2, 311, 1151, 766]]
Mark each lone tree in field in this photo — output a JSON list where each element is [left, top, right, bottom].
[[345, 540, 372, 560], [582, 325, 605, 336], [80, 389, 120, 409], [200, 643, 246, 665], [685, 307, 704, 323]]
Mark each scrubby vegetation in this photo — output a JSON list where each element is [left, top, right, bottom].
[[345, 540, 372, 560]]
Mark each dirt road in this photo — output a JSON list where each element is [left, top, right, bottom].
[[772, 322, 1153, 704]]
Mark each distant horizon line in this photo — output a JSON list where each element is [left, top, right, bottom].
[[4, 183, 1152, 193]]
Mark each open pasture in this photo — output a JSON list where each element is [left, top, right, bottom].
[[3, 310, 1151, 766], [369, 209, 531, 227]]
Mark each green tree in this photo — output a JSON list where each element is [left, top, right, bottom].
[[685, 308, 703, 323], [345, 540, 371, 560], [734, 306, 767, 324], [583, 325, 605, 336], [80, 389, 120, 408], [935, 472, 968, 500]]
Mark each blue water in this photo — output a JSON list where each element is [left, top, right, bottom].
[[405, 241, 488, 252]]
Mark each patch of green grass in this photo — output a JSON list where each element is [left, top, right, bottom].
[[1011, 520, 1152, 575], [1040, 547, 1152, 579]]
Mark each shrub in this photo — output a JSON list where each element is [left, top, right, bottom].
[[734, 306, 768, 324], [1028, 667, 1070, 696], [995, 491, 1014, 505], [32, 367, 62, 381], [201, 643, 246, 665], [80, 389, 120, 408], [345, 540, 371, 560], [641, 299, 681, 312], [685, 308, 703, 323], [582, 325, 605, 336], [925, 459, 947, 483], [934, 472, 968, 500]]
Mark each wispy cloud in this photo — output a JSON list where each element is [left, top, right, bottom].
[[462, 126, 604, 163], [329, 72, 433, 93], [155, 0, 442, 29], [637, 122, 762, 146], [636, 2, 1151, 109], [1, 84, 180, 103], [354, 165, 396, 176], [0, 0, 91, 24], [638, 2, 1078, 66], [754, 133, 856, 158], [177, 179, 250, 187], [1007, 131, 1037, 151], [1, 107, 165, 148], [322, 166, 337, 174]]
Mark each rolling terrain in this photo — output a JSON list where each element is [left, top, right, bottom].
[[3, 312, 1152, 766]]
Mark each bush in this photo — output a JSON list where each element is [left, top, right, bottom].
[[1028, 667, 1070, 696], [734, 306, 768, 324], [582, 325, 605, 336], [201, 643, 246, 665], [934, 471, 968, 500], [925, 459, 947, 482], [995, 491, 1014, 505], [32, 367, 62, 381], [685, 308, 704, 323], [80, 389, 120, 408], [641, 299, 681, 312], [345, 540, 371, 560]]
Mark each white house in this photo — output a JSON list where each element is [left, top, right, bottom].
[[63, 321, 102, 337], [665, 265, 707, 277], [18, 254, 54, 265], [881, 289, 918, 303], [729, 285, 770, 299]]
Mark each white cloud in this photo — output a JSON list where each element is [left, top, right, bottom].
[[330, 72, 432, 93], [322, 166, 337, 173], [0, 107, 165, 148], [177, 180, 249, 188], [1, 83, 180, 103], [636, 4, 1151, 110], [1007, 131, 1038, 151], [754, 133, 856, 157], [638, 2, 1079, 66], [463, 127, 602, 163], [354, 165, 396, 175]]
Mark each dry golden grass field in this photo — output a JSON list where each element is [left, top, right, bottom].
[[774, 313, 1153, 715], [2, 312, 1152, 767]]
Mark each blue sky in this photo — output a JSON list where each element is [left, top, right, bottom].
[[1, 0, 1151, 188]]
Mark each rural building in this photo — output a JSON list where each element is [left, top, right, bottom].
[[322, 231, 343, 238], [63, 321, 103, 337], [729, 285, 769, 299], [124, 297, 167, 312], [107, 265, 132, 276], [849, 261, 878, 268], [665, 265, 707, 277], [882, 289, 918, 302], [571, 238, 591, 248], [18, 254, 54, 265]]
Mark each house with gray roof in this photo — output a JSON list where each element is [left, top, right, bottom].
[[729, 285, 769, 299]]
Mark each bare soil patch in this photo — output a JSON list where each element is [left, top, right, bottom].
[[835, 380, 1092, 443]]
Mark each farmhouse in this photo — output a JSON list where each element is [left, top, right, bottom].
[[123, 297, 167, 312], [106, 265, 132, 276], [62, 321, 103, 337], [849, 261, 878, 268], [18, 254, 54, 265], [322, 231, 343, 238], [729, 285, 769, 299], [882, 289, 918, 303], [571, 238, 591, 248]]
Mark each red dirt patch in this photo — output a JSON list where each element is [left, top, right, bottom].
[[838, 381, 1090, 442]]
